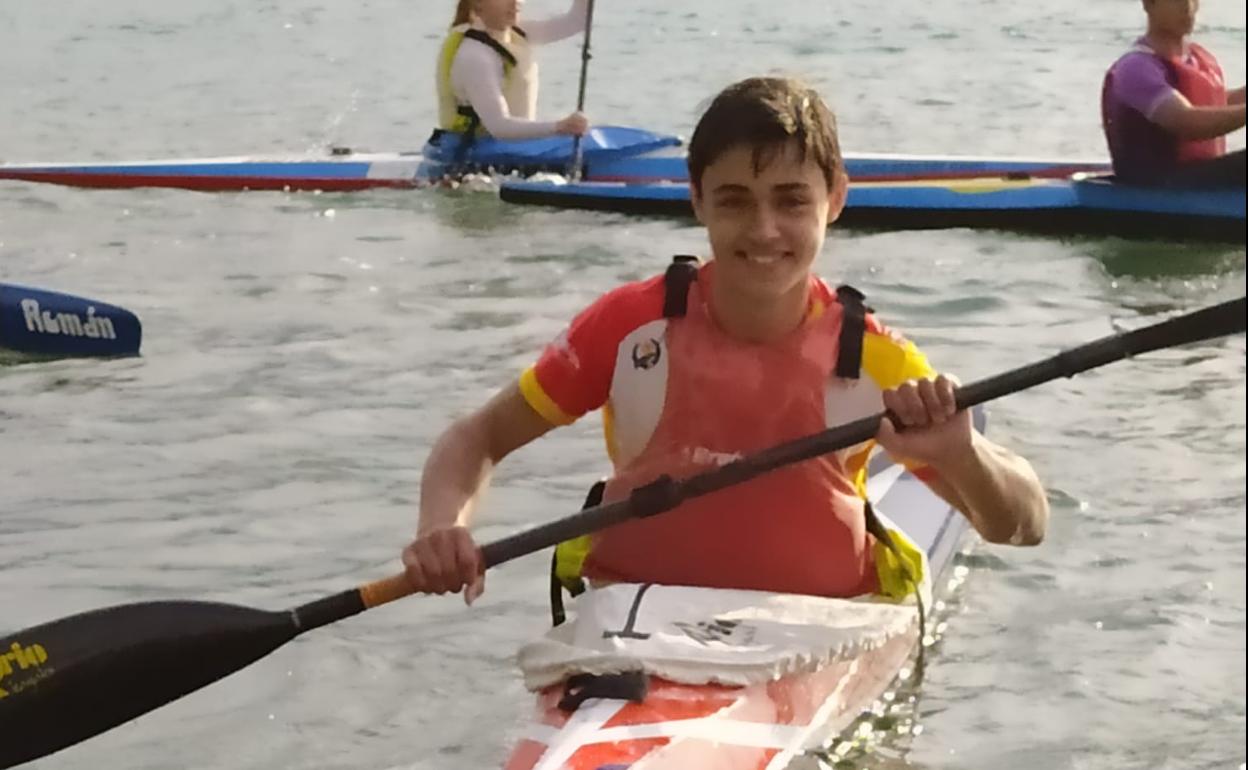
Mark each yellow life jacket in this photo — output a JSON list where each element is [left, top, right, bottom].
[[549, 257, 927, 625], [436, 25, 528, 135]]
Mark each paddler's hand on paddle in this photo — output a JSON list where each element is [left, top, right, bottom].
[[401, 526, 486, 605], [555, 111, 590, 136], [876, 374, 974, 467]]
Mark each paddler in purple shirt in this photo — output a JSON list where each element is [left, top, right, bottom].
[[1102, 0, 1246, 187]]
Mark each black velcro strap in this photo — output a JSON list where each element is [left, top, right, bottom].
[[862, 499, 891, 546], [662, 255, 699, 319], [548, 549, 567, 627], [834, 284, 870, 380], [863, 499, 927, 680], [455, 104, 482, 133], [449, 106, 483, 161], [549, 480, 605, 627], [462, 28, 518, 68], [557, 671, 649, 712]]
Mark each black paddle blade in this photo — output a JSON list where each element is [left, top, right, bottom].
[[0, 601, 296, 769]]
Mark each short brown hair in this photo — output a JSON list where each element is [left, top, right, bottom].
[[687, 77, 843, 192]]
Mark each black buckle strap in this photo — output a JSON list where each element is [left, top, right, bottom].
[[557, 671, 649, 712]]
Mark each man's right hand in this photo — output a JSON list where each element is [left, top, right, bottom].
[[401, 526, 485, 605], [556, 111, 590, 136]]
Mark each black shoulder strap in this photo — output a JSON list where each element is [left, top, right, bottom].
[[662, 255, 699, 319], [834, 284, 870, 380], [513, 25, 528, 38], [462, 28, 518, 69]]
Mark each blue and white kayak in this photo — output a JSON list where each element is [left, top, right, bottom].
[[0, 127, 681, 193], [0, 131, 1110, 193], [498, 174, 1246, 243], [0, 283, 142, 358]]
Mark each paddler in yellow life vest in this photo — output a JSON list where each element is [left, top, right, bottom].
[[400, 77, 1051, 606], [437, 0, 591, 142]]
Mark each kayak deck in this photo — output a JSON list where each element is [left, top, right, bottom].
[[503, 412, 982, 770], [506, 633, 917, 770]]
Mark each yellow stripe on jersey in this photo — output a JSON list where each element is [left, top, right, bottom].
[[519, 367, 576, 427], [601, 400, 620, 466]]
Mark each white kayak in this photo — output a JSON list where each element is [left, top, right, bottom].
[[503, 410, 983, 770]]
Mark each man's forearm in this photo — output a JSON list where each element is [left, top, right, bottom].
[[928, 434, 1050, 545], [417, 419, 495, 535], [1167, 104, 1247, 140]]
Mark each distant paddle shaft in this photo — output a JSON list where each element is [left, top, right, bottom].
[[569, 0, 597, 179], [0, 296, 1243, 769]]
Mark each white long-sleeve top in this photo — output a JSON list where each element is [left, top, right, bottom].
[[449, 0, 588, 140]]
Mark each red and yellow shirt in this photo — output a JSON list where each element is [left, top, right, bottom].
[[520, 263, 938, 597]]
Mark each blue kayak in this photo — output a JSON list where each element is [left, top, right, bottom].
[[0, 127, 682, 193], [498, 174, 1246, 243], [418, 126, 680, 177], [0, 283, 142, 358], [588, 151, 1109, 184]]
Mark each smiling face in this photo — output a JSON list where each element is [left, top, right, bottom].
[[692, 141, 846, 304], [686, 78, 847, 312], [1144, 0, 1198, 37]]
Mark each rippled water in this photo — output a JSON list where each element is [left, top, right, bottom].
[[1, 1, 1245, 769]]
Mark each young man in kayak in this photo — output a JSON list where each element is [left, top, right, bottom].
[[1102, 0, 1246, 187], [402, 77, 1050, 604], [436, 0, 591, 141]]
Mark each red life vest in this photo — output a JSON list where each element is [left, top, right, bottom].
[[1168, 42, 1228, 161], [1102, 40, 1227, 176], [582, 261, 884, 599]]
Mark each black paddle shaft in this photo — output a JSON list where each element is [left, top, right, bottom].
[[574, 0, 596, 112], [479, 296, 1247, 568], [568, 0, 597, 180]]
